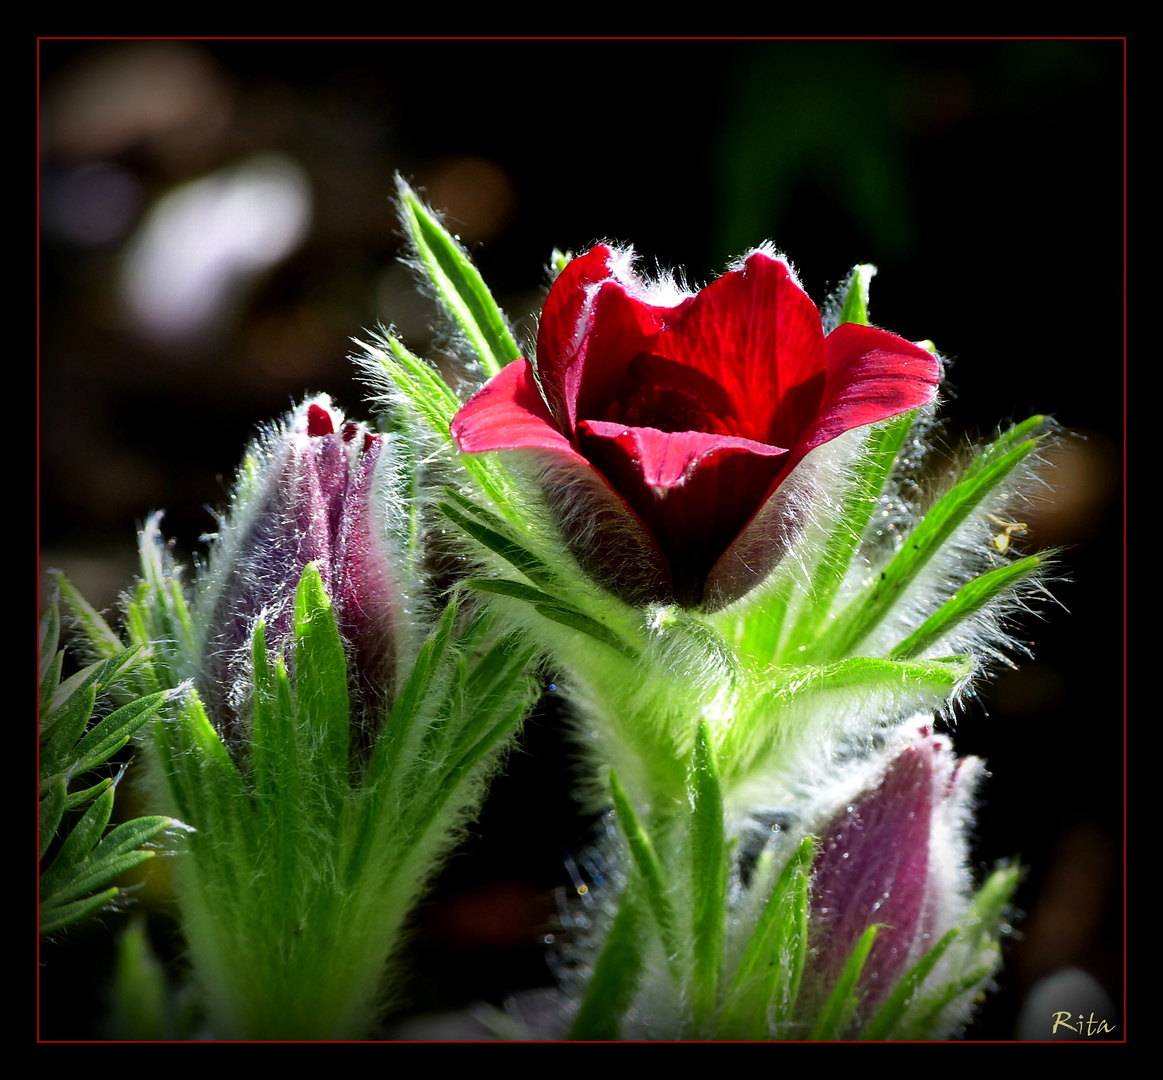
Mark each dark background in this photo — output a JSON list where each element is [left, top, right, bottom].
[[39, 39, 1123, 1040]]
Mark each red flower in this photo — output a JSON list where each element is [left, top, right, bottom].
[[451, 246, 938, 607]]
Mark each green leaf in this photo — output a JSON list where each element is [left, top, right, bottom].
[[45, 848, 156, 911], [112, 920, 168, 1040], [608, 770, 680, 968], [570, 886, 647, 1040], [689, 722, 727, 1025], [397, 177, 520, 378], [888, 555, 1042, 659], [39, 649, 64, 719], [810, 923, 880, 1040], [372, 333, 461, 434], [961, 415, 1047, 484], [367, 593, 459, 795], [533, 602, 639, 660], [64, 776, 113, 810], [549, 248, 571, 279]]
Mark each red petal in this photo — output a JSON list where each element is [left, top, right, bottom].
[[571, 281, 671, 430], [451, 358, 584, 461], [704, 326, 939, 609], [651, 252, 826, 447], [802, 323, 940, 456], [535, 246, 616, 432]]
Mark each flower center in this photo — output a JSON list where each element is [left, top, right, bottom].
[[602, 352, 749, 438]]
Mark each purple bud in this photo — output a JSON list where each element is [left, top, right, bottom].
[[809, 728, 979, 1012], [200, 396, 398, 735]]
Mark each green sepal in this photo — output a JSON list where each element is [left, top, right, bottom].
[[608, 769, 680, 968], [888, 555, 1042, 660], [397, 177, 520, 378], [810, 923, 881, 1040], [689, 722, 727, 1026], [570, 885, 647, 1041]]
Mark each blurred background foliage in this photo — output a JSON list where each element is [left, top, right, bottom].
[[39, 39, 1122, 1039]]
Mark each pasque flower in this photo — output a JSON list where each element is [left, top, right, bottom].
[[451, 245, 939, 607], [807, 728, 980, 1025], [201, 395, 398, 730]]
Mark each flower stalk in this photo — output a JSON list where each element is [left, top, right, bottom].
[[358, 184, 1048, 1039]]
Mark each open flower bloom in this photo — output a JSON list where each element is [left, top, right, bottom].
[[451, 246, 939, 607], [807, 728, 980, 1024], [201, 395, 399, 731]]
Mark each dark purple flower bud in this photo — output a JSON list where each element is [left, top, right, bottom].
[[200, 396, 398, 735], [808, 728, 979, 1015]]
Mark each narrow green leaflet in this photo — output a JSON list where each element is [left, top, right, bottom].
[[888, 555, 1042, 660], [838, 263, 876, 327], [608, 770, 680, 968], [54, 571, 124, 663], [784, 409, 916, 652], [397, 177, 521, 378], [439, 499, 556, 587], [812, 432, 1041, 659], [720, 836, 815, 1038], [810, 924, 880, 1040], [291, 564, 351, 809], [570, 887, 648, 1041], [39, 584, 182, 933], [861, 927, 960, 1040]]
